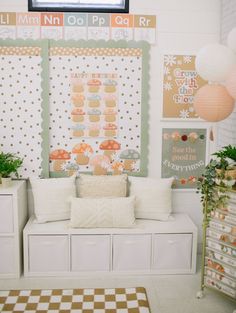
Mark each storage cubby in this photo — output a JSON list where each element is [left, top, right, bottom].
[[0, 181, 27, 278], [23, 213, 198, 276]]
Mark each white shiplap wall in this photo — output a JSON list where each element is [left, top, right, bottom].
[[218, 0, 236, 147]]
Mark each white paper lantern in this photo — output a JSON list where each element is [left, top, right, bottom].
[[195, 44, 236, 82], [227, 27, 236, 52]]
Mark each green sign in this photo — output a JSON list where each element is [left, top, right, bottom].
[[161, 128, 207, 189]]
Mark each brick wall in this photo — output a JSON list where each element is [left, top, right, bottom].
[[218, 0, 236, 147]]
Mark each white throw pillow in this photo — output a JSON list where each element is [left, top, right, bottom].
[[30, 176, 76, 223], [129, 177, 174, 221], [77, 174, 127, 198], [69, 196, 136, 228]]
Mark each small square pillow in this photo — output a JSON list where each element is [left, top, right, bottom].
[[129, 176, 174, 221], [76, 174, 127, 198], [30, 176, 76, 223], [69, 196, 136, 228]]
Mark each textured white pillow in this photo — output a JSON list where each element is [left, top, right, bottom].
[[69, 196, 136, 228], [77, 174, 127, 198], [30, 176, 76, 223], [129, 177, 174, 221]]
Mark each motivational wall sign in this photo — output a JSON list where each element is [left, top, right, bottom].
[[0, 12, 156, 44], [162, 55, 206, 119], [161, 128, 207, 189]]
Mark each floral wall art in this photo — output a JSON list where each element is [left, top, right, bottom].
[[161, 128, 207, 189], [48, 40, 150, 177], [162, 54, 206, 119]]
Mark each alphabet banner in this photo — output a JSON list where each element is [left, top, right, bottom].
[[161, 128, 207, 189], [0, 12, 156, 44], [162, 55, 206, 119]]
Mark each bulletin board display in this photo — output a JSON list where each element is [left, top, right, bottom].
[[162, 55, 206, 119], [161, 128, 207, 189], [0, 12, 156, 44], [0, 39, 49, 178], [49, 40, 150, 177]]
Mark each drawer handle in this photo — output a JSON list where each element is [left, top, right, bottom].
[[167, 240, 176, 245]]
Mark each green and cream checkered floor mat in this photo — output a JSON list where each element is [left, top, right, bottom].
[[0, 287, 150, 313]]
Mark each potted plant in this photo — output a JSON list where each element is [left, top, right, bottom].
[[197, 144, 236, 219], [0, 152, 23, 187], [212, 144, 236, 180]]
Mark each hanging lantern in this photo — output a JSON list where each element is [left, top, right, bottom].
[[195, 44, 236, 82], [227, 27, 236, 53], [225, 66, 236, 99], [193, 84, 235, 122]]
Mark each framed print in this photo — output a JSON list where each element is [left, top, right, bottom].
[[162, 54, 207, 119], [161, 128, 207, 189]]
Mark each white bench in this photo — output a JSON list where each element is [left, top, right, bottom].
[[23, 213, 198, 277]]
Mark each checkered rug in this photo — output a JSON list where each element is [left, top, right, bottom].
[[0, 287, 150, 313]]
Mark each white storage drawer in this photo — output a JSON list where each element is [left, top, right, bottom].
[[0, 237, 15, 274], [0, 196, 14, 233], [28, 235, 69, 273], [71, 235, 110, 271], [152, 234, 192, 270], [113, 234, 151, 271]]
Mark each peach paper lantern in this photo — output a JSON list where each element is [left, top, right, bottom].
[[193, 84, 235, 122], [225, 67, 236, 99]]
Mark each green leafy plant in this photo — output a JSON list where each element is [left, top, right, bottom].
[[212, 144, 236, 169], [197, 146, 236, 220], [0, 152, 23, 178]]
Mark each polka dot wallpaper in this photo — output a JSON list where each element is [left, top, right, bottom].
[[0, 48, 44, 178]]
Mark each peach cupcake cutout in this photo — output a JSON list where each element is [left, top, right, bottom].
[[87, 79, 101, 93], [88, 108, 102, 122], [103, 108, 117, 123], [88, 123, 100, 137], [103, 79, 117, 93], [71, 124, 86, 137], [104, 94, 117, 107], [71, 78, 84, 93], [71, 93, 85, 107], [71, 108, 85, 122], [103, 123, 117, 137], [87, 94, 101, 108]]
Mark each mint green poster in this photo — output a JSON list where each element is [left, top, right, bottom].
[[161, 128, 207, 189]]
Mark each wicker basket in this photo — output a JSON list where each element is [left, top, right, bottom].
[[216, 168, 236, 179]]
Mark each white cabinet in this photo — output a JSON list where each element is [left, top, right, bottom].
[[71, 235, 110, 271], [202, 190, 236, 300], [0, 196, 14, 233], [24, 214, 198, 276], [113, 235, 151, 271], [0, 237, 15, 274], [28, 235, 69, 273], [152, 234, 192, 271], [0, 181, 27, 278]]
